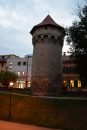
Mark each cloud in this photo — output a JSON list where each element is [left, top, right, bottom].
[[0, 24, 32, 56], [0, 0, 84, 57], [0, 0, 34, 56]]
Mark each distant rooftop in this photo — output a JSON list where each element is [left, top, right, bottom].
[[0, 54, 20, 59], [25, 54, 32, 58]]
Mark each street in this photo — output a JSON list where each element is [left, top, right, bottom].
[[0, 120, 60, 130]]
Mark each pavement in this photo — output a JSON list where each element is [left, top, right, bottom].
[[0, 120, 61, 130]]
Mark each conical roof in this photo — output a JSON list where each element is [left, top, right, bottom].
[[30, 15, 65, 34], [37, 15, 61, 26]]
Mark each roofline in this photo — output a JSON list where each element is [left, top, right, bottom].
[[30, 24, 65, 35]]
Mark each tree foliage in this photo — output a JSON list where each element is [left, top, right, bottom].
[[67, 4, 87, 86], [0, 71, 18, 87]]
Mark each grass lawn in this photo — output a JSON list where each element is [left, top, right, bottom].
[[0, 91, 87, 130]]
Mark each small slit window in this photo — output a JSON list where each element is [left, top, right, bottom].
[[45, 27, 48, 30]]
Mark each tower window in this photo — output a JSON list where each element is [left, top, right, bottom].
[[51, 36, 55, 39], [38, 35, 41, 39], [38, 67, 40, 70], [45, 27, 48, 30], [41, 53, 43, 56], [58, 37, 61, 41], [44, 35, 48, 38]]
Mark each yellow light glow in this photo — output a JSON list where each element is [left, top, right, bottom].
[[63, 80, 67, 87], [10, 82, 14, 86], [78, 80, 81, 87], [70, 80, 74, 87]]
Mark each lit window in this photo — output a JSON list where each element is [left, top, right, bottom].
[[22, 72, 24, 75], [28, 81, 31, 87], [78, 80, 81, 87], [18, 81, 25, 88], [18, 72, 21, 76], [70, 80, 74, 88], [9, 62, 12, 69], [63, 80, 67, 87], [9, 66, 12, 68]]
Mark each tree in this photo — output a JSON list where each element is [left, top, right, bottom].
[[0, 71, 18, 87], [67, 3, 87, 87]]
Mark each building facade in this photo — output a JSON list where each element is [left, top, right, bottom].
[[0, 54, 19, 72], [0, 54, 82, 91], [0, 54, 32, 88], [0, 56, 7, 72], [30, 15, 65, 96], [7, 55, 32, 88], [63, 53, 81, 91]]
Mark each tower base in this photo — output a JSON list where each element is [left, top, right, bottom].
[[31, 75, 62, 96]]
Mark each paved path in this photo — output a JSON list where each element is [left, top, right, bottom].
[[0, 120, 60, 130]]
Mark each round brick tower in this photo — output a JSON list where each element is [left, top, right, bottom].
[[30, 15, 65, 96]]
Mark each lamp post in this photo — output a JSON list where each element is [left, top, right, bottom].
[[9, 82, 13, 120], [25, 56, 29, 88]]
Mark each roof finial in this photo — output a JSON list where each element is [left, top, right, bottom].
[[48, 11, 50, 15]]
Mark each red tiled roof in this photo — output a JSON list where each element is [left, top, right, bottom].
[[37, 15, 61, 27], [30, 15, 65, 34]]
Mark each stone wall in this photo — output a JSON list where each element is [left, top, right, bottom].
[[31, 26, 64, 96]]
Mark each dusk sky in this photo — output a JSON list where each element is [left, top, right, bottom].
[[0, 0, 85, 57]]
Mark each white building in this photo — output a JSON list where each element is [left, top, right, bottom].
[[7, 55, 32, 88]]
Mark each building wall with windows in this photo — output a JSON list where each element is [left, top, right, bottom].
[[7, 55, 32, 88], [0, 54, 81, 90], [8, 54, 81, 90], [0, 54, 19, 72], [0, 57, 7, 72], [62, 54, 81, 91]]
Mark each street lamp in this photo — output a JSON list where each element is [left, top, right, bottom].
[[9, 82, 13, 120], [25, 56, 29, 88], [10, 82, 13, 86]]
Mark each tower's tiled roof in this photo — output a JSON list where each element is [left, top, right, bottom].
[[30, 15, 65, 34], [37, 15, 61, 27]]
